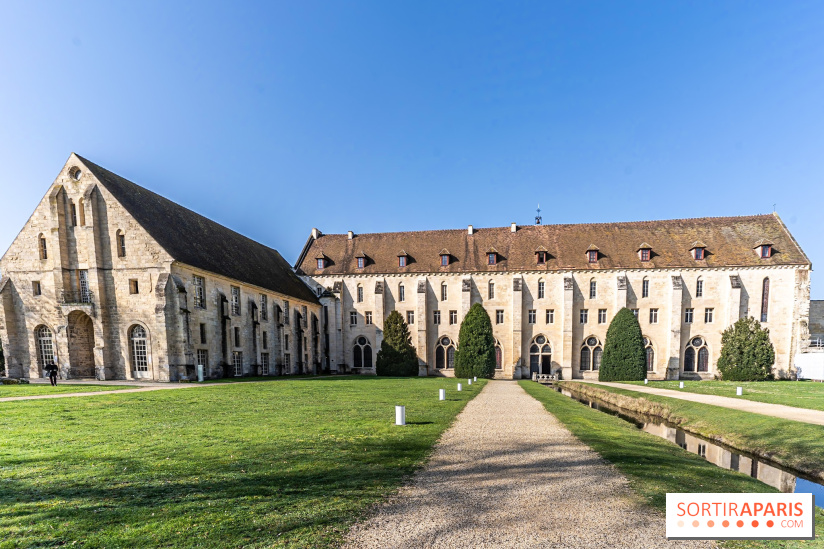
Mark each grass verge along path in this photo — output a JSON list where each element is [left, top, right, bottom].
[[0, 383, 136, 398], [620, 380, 824, 412], [559, 381, 824, 481], [0, 377, 484, 548], [520, 381, 824, 549]]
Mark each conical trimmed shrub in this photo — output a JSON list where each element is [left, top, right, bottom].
[[599, 307, 646, 381], [454, 303, 496, 379], [376, 311, 419, 376]]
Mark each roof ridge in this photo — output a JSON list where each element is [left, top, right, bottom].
[[318, 214, 777, 238]]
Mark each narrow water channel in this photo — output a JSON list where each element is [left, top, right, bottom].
[[554, 386, 824, 504]]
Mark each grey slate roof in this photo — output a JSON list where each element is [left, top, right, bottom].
[[77, 155, 318, 304]]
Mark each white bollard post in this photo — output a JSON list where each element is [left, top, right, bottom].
[[457, 383, 463, 391], [395, 405, 406, 426], [474, 377, 477, 382], [468, 379, 472, 385], [644, 378, 648, 385], [679, 382, 684, 389], [439, 388, 446, 401], [197, 364, 204, 382], [736, 387, 743, 396]]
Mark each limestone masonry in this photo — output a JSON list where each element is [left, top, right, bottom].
[[0, 154, 820, 381]]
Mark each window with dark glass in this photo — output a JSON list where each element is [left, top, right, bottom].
[[640, 248, 650, 261], [684, 308, 694, 323], [234, 326, 241, 347], [538, 280, 545, 299], [433, 310, 441, 325], [365, 312, 372, 325], [199, 323, 206, 344], [649, 308, 658, 323], [399, 255, 407, 267], [694, 247, 705, 260], [696, 279, 703, 297], [598, 309, 607, 324], [440, 254, 449, 266], [761, 278, 770, 322], [449, 310, 458, 324], [580, 309, 588, 324], [441, 284, 447, 301], [407, 311, 414, 324], [705, 308, 714, 323], [537, 251, 546, 264], [32, 281, 41, 296], [587, 250, 597, 263], [528, 309, 536, 324], [117, 232, 126, 258], [546, 309, 554, 324], [496, 310, 504, 324], [398, 284, 405, 302], [760, 245, 772, 258], [349, 311, 357, 325], [590, 280, 596, 299], [642, 279, 650, 298], [488, 253, 496, 265], [488, 281, 494, 299]]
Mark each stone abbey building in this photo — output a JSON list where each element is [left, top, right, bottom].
[[0, 154, 820, 381], [0, 154, 321, 381], [296, 218, 815, 381]]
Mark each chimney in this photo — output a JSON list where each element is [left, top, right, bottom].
[[347, 231, 354, 240], [467, 224, 474, 235], [311, 228, 320, 239], [511, 222, 517, 233]]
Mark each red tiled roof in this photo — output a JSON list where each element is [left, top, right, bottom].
[[296, 215, 810, 276]]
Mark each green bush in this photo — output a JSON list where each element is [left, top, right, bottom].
[[454, 303, 496, 379], [717, 317, 775, 381], [600, 307, 646, 381], [376, 311, 419, 376]]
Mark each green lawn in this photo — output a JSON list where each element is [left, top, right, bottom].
[[0, 376, 484, 548], [619, 379, 824, 412], [520, 381, 824, 548], [559, 381, 824, 480], [0, 383, 136, 397]]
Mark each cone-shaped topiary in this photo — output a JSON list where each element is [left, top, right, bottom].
[[454, 303, 496, 379], [717, 317, 775, 381], [599, 307, 646, 381], [375, 310, 419, 376]]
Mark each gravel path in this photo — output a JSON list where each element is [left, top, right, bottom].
[[587, 381, 824, 425], [344, 380, 711, 548]]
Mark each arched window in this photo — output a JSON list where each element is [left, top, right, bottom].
[[589, 279, 597, 299], [580, 336, 601, 371], [35, 325, 55, 369], [537, 279, 545, 299], [130, 325, 149, 372], [494, 339, 503, 370], [488, 280, 495, 299], [356, 284, 363, 303], [353, 336, 372, 369], [761, 278, 770, 322], [642, 277, 650, 298], [69, 199, 77, 227], [398, 283, 405, 302], [684, 347, 695, 372], [644, 337, 655, 372], [529, 335, 552, 375], [684, 337, 710, 373], [78, 198, 86, 226], [441, 283, 448, 301], [116, 230, 126, 258], [39, 234, 47, 260], [435, 336, 455, 369]]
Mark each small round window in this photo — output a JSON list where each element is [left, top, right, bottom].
[[692, 337, 703, 347], [70, 167, 82, 180], [440, 337, 450, 346], [586, 337, 598, 346], [536, 335, 546, 345], [643, 337, 650, 346], [357, 336, 367, 346]]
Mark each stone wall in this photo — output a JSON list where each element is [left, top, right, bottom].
[[811, 300, 824, 339], [304, 263, 810, 380]]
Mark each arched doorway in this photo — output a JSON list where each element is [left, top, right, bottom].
[[67, 311, 95, 377], [529, 335, 552, 375], [129, 325, 152, 379]]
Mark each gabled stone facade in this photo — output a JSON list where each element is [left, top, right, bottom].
[[0, 154, 321, 381]]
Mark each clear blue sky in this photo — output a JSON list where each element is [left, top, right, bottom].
[[1, 1, 822, 297]]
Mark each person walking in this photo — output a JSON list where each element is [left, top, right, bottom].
[[45, 362, 58, 386]]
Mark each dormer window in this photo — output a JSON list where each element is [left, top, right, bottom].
[[690, 241, 707, 260], [398, 250, 408, 267], [637, 243, 651, 262], [754, 239, 773, 259], [535, 246, 548, 265], [537, 252, 546, 264], [439, 249, 450, 266], [357, 257, 364, 269], [317, 258, 325, 269], [586, 245, 599, 263], [487, 248, 498, 265]]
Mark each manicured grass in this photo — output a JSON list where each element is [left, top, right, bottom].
[[0, 383, 136, 397], [520, 381, 824, 548], [620, 380, 824, 412], [0, 377, 485, 548]]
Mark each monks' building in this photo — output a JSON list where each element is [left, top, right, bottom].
[[0, 154, 321, 381], [295, 217, 814, 380]]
